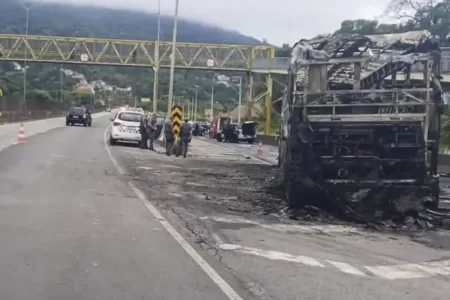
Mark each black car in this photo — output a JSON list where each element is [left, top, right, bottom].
[[217, 121, 256, 144], [66, 107, 92, 127]]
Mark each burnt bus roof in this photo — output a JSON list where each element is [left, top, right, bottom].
[[290, 30, 440, 88]]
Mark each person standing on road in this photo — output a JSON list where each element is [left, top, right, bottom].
[[139, 113, 149, 149], [180, 119, 192, 158], [147, 113, 157, 151], [164, 117, 174, 156]]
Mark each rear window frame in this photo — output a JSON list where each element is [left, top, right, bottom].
[[69, 107, 85, 114], [117, 111, 143, 122]]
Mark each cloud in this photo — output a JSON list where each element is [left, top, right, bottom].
[[35, 0, 393, 45]]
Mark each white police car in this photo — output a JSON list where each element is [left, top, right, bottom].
[[109, 110, 144, 145]]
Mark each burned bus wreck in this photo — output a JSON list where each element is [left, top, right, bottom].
[[279, 31, 444, 216]]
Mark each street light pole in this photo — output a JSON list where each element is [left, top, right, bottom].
[[238, 77, 242, 123], [187, 98, 191, 120], [167, 0, 179, 117], [153, 0, 161, 113], [187, 98, 190, 120], [194, 88, 198, 121], [23, 7, 29, 111], [60, 66, 63, 103]]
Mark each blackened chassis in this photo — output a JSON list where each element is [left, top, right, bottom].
[[281, 55, 443, 215]]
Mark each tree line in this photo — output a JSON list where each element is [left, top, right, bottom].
[[276, 0, 450, 56]]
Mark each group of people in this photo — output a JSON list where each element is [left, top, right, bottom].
[[164, 117, 192, 158], [139, 112, 192, 158]]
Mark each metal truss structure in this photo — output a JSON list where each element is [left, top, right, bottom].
[[0, 34, 274, 70], [0, 34, 277, 131], [244, 73, 286, 134]]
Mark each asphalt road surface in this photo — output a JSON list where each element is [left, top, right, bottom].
[[0, 115, 246, 300], [1, 114, 450, 300]]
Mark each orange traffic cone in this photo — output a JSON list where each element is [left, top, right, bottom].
[[17, 124, 25, 143], [257, 142, 263, 157]]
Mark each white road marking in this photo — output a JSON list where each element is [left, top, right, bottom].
[[137, 166, 154, 170], [219, 242, 450, 280], [194, 140, 274, 165], [326, 260, 367, 276], [219, 244, 325, 268], [169, 193, 183, 197], [414, 260, 450, 275], [366, 260, 450, 280], [365, 264, 429, 280], [103, 125, 244, 300], [200, 215, 361, 234]]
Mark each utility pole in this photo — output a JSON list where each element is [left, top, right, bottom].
[[152, 0, 161, 114], [210, 78, 215, 121], [167, 0, 179, 117]]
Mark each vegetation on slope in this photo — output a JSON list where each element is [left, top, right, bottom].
[[0, 0, 265, 112]]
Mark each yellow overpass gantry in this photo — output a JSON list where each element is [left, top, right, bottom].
[[0, 34, 274, 69], [0, 34, 276, 133]]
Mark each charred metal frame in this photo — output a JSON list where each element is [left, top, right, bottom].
[[281, 31, 443, 209]]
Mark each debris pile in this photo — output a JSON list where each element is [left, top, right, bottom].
[[263, 170, 450, 231]]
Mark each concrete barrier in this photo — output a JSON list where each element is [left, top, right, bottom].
[[0, 111, 110, 152], [256, 134, 450, 172]]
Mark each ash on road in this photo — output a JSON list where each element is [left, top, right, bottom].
[[113, 136, 450, 300]]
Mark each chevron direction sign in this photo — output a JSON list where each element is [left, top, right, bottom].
[[171, 105, 183, 138]]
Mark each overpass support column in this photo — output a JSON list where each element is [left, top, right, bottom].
[[153, 36, 160, 113], [245, 72, 254, 119], [153, 66, 159, 113], [264, 73, 273, 135]]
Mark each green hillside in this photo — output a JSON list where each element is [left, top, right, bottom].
[[0, 0, 264, 112]]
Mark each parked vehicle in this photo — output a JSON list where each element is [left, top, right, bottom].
[[109, 110, 144, 145], [216, 121, 256, 144], [66, 106, 92, 127]]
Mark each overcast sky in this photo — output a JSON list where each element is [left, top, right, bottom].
[[37, 0, 395, 45]]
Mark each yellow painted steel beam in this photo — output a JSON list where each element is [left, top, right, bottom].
[[264, 73, 273, 135], [0, 34, 275, 70]]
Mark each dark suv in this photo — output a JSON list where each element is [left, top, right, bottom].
[[66, 107, 92, 127]]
